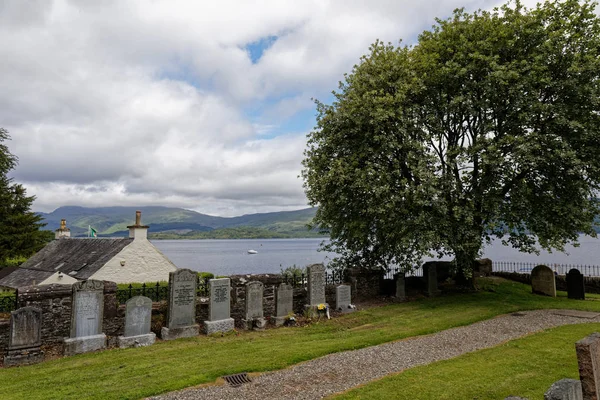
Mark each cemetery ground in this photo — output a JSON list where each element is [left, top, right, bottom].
[[1, 277, 600, 400]]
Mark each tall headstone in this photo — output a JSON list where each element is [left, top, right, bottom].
[[3, 307, 44, 367], [274, 283, 293, 326], [64, 280, 107, 356], [204, 278, 234, 335], [395, 273, 406, 301], [336, 285, 354, 313], [161, 269, 200, 340], [117, 296, 156, 348], [576, 332, 600, 400], [243, 281, 266, 330], [567, 269, 585, 300], [531, 265, 556, 297], [307, 263, 326, 306], [424, 263, 440, 296]]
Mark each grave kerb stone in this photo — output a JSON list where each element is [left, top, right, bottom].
[[531, 265, 557, 297], [336, 285, 354, 313], [162, 269, 200, 340]]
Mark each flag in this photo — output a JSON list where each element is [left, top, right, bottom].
[[89, 226, 97, 238]]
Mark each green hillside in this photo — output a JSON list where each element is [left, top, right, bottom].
[[37, 206, 323, 239]]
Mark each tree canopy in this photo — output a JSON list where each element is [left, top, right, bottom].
[[0, 128, 49, 265], [302, 0, 600, 281]]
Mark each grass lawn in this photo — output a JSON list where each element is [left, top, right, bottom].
[[1, 278, 600, 400], [333, 322, 599, 400]]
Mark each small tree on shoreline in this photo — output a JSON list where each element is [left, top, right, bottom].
[[302, 0, 600, 285]]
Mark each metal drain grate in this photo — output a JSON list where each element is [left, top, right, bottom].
[[223, 372, 252, 387]]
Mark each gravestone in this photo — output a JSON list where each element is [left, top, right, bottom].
[[243, 281, 266, 330], [531, 265, 556, 297], [64, 280, 107, 356], [395, 273, 406, 301], [204, 278, 234, 335], [544, 379, 583, 400], [161, 269, 200, 340], [274, 283, 293, 326], [3, 307, 44, 367], [424, 263, 441, 296], [117, 296, 156, 348], [307, 263, 326, 305], [576, 332, 600, 400], [336, 285, 354, 313], [567, 269, 585, 300]]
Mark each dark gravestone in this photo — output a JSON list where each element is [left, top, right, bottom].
[[576, 332, 600, 400], [117, 296, 156, 348], [274, 283, 293, 326], [3, 307, 44, 367], [395, 273, 406, 301], [161, 269, 200, 340], [531, 265, 556, 297], [423, 263, 441, 297], [567, 269, 585, 300], [64, 280, 106, 356]]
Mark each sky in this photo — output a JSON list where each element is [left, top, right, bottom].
[[1, 0, 540, 217]]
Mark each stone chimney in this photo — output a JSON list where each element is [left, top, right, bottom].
[[126, 210, 149, 240], [55, 219, 71, 239]]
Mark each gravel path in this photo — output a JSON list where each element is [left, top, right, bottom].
[[148, 309, 600, 400]]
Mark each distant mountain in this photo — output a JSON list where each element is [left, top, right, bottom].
[[37, 206, 323, 238]]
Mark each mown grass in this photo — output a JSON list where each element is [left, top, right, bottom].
[[1, 278, 600, 400], [333, 322, 600, 400]]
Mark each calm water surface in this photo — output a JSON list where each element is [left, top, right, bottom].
[[151, 235, 600, 276]]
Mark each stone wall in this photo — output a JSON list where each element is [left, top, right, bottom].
[[0, 281, 126, 353], [347, 268, 383, 299], [493, 271, 600, 295]]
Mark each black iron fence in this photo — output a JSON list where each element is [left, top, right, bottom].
[[492, 261, 600, 277], [0, 292, 17, 313], [116, 277, 211, 304], [282, 271, 346, 288], [384, 266, 424, 280]]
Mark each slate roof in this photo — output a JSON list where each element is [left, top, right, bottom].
[[0, 238, 133, 289]]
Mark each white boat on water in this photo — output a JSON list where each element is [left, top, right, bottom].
[[247, 249, 258, 254]]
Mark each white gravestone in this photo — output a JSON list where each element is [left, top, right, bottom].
[[161, 269, 200, 340], [64, 280, 107, 356], [4, 307, 44, 367], [274, 283, 294, 326], [117, 296, 156, 348], [307, 264, 326, 306], [336, 285, 354, 313], [243, 281, 266, 330], [204, 278, 234, 335]]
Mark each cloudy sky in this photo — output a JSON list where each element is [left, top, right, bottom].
[[1, 0, 537, 217]]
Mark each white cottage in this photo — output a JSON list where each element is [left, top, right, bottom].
[[0, 211, 177, 289]]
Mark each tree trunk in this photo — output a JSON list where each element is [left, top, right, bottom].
[[453, 249, 477, 289]]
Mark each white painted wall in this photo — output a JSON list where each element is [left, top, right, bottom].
[[40, 272, 78, 286], [89, 240, 177, 283]]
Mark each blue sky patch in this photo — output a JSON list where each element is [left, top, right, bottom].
[[245, 35, 278, 64]]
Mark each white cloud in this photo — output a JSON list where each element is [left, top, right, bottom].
[[1, 0, 525, 216]]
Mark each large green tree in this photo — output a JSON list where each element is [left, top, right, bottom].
[[302, 0, 600, 283], [0, 128, 48, 264]]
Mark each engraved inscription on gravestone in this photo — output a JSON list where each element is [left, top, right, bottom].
[[245, 281, 264, 320], [209, 278, 231, 321], [72, 284, 104, 338], [125, 296, 153, 337], [167, 269, 197, 329], [307, 264, 326, 305]]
